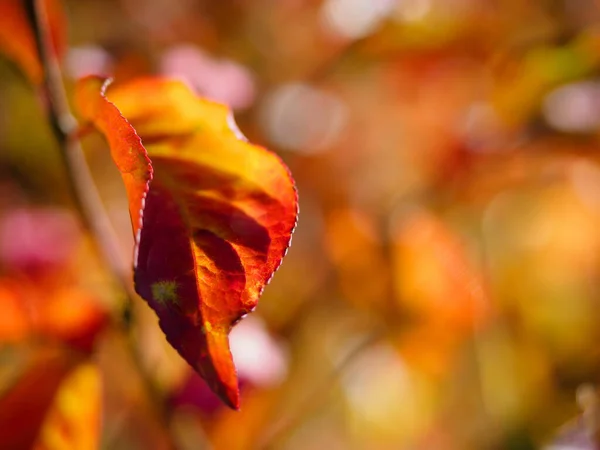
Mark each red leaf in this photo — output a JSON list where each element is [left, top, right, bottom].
[[75, 76, 298, 409], [0, 0, 66, 84]]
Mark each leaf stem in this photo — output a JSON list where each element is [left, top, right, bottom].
[[24, 0, 132, 296], [24, 1, 180, 448]]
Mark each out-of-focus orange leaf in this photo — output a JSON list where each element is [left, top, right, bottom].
[[37, 286, 108, 352], [0, 348, 79, 450], [0, 278, 108, 352], [392, 210, 488, 331], [75, 76, 298, 409], [0, 206, 109, 351], [0, 282, 31, 342], [391, 210, 489, 375], [0, 0, 66, 84], [324, 207, 390, 311], [33, 362, 101, 450]]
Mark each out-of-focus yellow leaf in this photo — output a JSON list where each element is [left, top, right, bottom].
[[33, 363, 102, 450], [0, 348, 78, 450]]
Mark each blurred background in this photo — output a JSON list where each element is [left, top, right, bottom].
[[3, 0, 600, 449]]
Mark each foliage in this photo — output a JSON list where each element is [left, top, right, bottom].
[[1, 0, 600, 449]]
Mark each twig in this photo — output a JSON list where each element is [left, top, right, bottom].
[[23, 0, 132, 297], [23, 1, 180, 448]]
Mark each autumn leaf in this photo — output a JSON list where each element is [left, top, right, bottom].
[[390, 210, 490, 376], [0, 0, 66, 84], [0, 347, 79, 450], [33, 363, 102, 450], [392, 209, 488, 331], [75, 76, 298, 409], [0, 282, 30, 343], [0, 278, 107, 352]]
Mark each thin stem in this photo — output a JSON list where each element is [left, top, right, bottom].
[[24, 1, 180, 448], [24, 0, 132, 296]]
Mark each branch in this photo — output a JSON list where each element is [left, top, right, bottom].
[[24, 0, 132, 296], [23, 1, 181, 448]]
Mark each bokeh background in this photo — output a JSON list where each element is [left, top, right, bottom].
[[3, 0, 600, 449]]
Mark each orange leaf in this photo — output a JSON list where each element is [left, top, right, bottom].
[[74, 77, 152, 235], [391, 210, 491, 376], [0, 0, 66, 84], [36, 286, 108, 352], [75, 76, 298, 409], [0, 277, 108, 352], [0, 281, 31, 342], [392, 210, 488, 331]]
